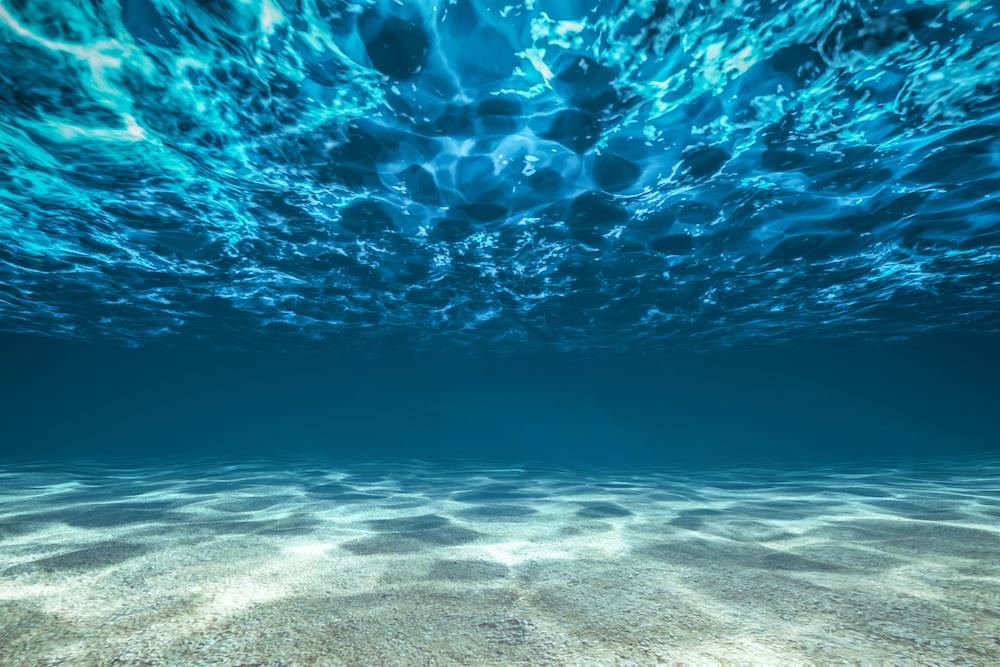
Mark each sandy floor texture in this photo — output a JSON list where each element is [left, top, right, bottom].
[[1, 456, 999, 666]]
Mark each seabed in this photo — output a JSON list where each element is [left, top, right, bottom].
[[2, 456, 999, 666]]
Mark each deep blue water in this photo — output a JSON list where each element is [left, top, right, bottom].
[[1, 0, 998, 464]]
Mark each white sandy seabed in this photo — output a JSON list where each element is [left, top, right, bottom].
[[1, 455, 999, 666]]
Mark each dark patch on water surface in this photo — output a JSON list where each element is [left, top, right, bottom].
[[362, 15, 431, 81]]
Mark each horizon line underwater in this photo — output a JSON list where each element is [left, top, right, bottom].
[[1, 0, 1000, 664]]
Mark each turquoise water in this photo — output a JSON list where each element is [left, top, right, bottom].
[[2, 0, 1000, 663], [1, 0, 998, 350]]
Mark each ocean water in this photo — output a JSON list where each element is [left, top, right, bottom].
[[2, 0, 1000, 664]]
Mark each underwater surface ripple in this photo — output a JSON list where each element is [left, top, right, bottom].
[[1, 0, 999, 350]]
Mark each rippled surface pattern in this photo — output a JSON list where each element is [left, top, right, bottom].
[[2, 0, 999, 350]]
